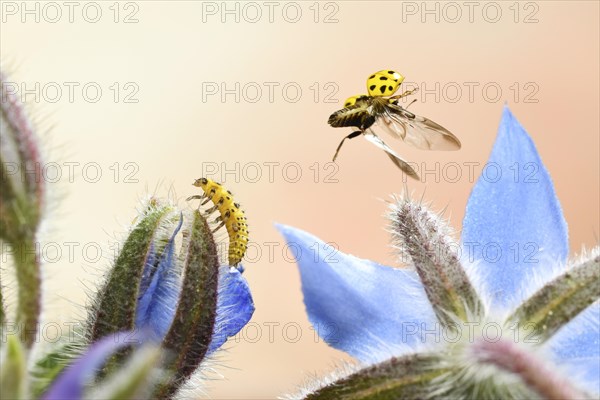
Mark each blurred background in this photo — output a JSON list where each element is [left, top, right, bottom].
[[1, 1, 598, 398]]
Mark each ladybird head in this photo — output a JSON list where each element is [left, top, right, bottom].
[[366, 70, 404, 97], [192, 177, 210, 189]]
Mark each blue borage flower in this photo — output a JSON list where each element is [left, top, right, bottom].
[[133, 211, 254, 353], [0, 70, 255, 399], [78, 202, 254, 398], [278, 106, 599, 398]]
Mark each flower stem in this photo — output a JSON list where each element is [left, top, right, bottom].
[[13, 235, 41, 348], [0, 274, 5, 326], [0, 334, 28, 399]]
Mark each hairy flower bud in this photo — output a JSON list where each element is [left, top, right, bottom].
[[0, 71, 45, 346]]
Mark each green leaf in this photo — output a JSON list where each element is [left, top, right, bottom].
[[30, 341, 85, 397]]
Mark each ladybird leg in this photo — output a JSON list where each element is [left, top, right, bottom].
[[392, 87, 418, 100], [333, 130, 363, 162], [186, 194, 203, 201], [405, 98, 418, 109]]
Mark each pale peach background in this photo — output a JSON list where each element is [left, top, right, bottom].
[[1, 1, 598, 398]]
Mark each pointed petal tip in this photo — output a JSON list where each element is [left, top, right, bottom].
[[275, 223, 318, 252], [276, 223, 438, 362], [274, 222, 295, 235], [462, 106, 569, 309]]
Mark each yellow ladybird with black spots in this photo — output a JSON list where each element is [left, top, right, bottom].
[[366, 70, 405, 97], [343, 94, 367, 107], [328, 69, 461, 180]]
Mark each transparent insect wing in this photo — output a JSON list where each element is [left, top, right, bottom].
[[362, 129, 419, 179], [373, 103, 461, 151]]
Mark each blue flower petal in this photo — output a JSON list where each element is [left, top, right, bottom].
[[207, 265, 255, 354], [461, 106, 568, 310], [135, 214, 183, 339], [43, 333, 134, 400], [545, 303, 600, 395], [276, 224, 438, 363]]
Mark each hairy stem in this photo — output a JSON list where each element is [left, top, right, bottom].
[[13, 235, 41, 348]]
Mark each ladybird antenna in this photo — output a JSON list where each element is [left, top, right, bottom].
[[406, 99, 418, 109]]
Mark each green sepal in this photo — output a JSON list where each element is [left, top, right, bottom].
[[390, 198, 484, 326], [87, 199, 175, 342], [305, 353, 448, 400], [152, 210, 220, 398], [508, 251, 600, 341]]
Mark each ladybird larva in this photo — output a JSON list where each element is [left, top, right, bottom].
[[187, 177, 248, 267]]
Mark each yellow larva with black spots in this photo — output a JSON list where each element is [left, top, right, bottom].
[[187, 178, 249, 267]]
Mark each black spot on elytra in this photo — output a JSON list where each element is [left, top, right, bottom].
[[380, 85, 387, 94], [388, 70, 394, 74], [379, 76, 388, 81], [369, 74, 375, 79], [369, 85, 376, 91], [388, 85, 393, 91]]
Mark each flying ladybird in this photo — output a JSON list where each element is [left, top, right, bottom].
[[186, 178, 248, 269], [328, 70, 461, 179]]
